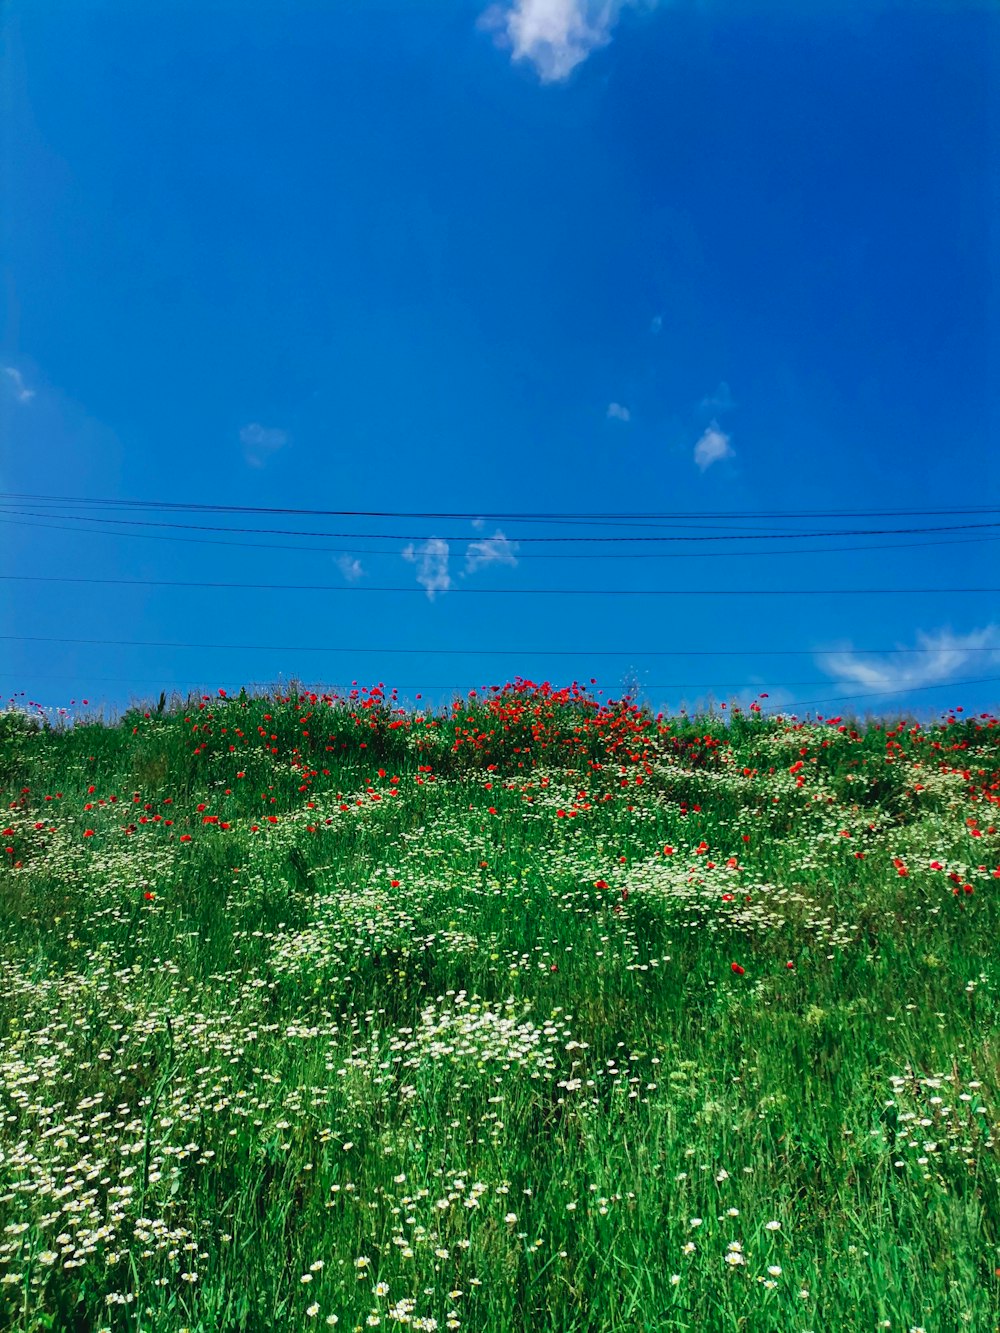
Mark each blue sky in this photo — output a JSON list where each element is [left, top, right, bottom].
[[1, 0, 997, 722]]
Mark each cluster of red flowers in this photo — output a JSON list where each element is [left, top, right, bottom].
[[4, 690, 998, 918]]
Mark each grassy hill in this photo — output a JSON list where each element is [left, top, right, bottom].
[[1, 683, 998, 1332]]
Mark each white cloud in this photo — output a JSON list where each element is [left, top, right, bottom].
[[701, 381, 734, 414], [402, 537, 451, 600], [465, 528, 520, 575], [817, 625, 1000, 693], [650, 313, 663, 334], [240, 422, 288, 467], [480, 0, 636, 83], [606, 402, 631, 422], [336, 555, 364, 582], [693, 421, 733, 471], [3, 367, 35, 403]]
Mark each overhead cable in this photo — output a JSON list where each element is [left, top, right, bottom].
[[2, 574, 997, 595], [5, 634, 998, 656]]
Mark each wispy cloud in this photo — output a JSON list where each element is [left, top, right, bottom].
[[817, 626, 1000, 693], [465, 528, 520, 575], [693, 421, 733, 472], [480, 0, 639, 83], [3, 367, 35, 403], [700, 381, 734, 414], [240, 422, 288, 468], [606, 402, 631, 422], [402, 537, 451, 600], [650, 313, 663, 335], [336, 555, 365, 583]]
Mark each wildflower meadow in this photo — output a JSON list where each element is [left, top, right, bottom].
[[1, 681, 998, 1333]]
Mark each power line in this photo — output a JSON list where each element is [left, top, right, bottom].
[[3, 490, 999, 521], [4, 513, 998, 562], [2, 672, 973, 689], [4, 634, 999, 657], [3, 574, 997, 595], [781, 676, 1000, 709], [2, 504, 997, 542]]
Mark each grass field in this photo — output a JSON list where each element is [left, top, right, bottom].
[[1, 681, 998, 1333]]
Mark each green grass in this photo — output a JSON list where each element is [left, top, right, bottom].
[[1, 683, 998, 1332]]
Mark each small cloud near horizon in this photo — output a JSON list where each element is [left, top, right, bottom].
[[3, 367, 35, 403], [465, 528, 519, 575], [402, 537, 451, 600], [480, 1, 641, 83], [336, 555, 365, 583], [240, 422, 288, 467], [693, 421, 733, 472], [817, 625, 1000, 694], [606, 402, 631, 422]]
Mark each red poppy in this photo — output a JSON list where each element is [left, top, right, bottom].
[[731, 963, 745, 975]]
